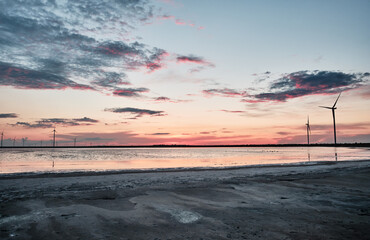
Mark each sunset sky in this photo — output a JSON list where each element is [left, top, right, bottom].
[[0, 0, 369, 146]]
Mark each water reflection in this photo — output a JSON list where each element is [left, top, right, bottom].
[[0, 147, 368, 174]]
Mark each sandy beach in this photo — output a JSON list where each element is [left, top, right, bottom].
[[1, 160, 370, 240]]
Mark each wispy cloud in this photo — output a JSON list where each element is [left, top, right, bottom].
[[148, 132, 170, 135], [104, 107, 166, 118], [10, 117, 99, 129], [203, 88, 246, 97], [220, 110, 245, 114], [176, 54, 215, 72], [153, 96, 191, 103], [113, 88, 150, 97], [0, 113, 18, 118], [72, 117, 99, 123]]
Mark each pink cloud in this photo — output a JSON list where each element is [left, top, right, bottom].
[[175, 19, 187, 25]]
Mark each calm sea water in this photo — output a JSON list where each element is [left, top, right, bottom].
[[0, 147, 369, 174]]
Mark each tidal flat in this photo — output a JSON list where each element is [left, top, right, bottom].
[[1, 160, 370, 240]]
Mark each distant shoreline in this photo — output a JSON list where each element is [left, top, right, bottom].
[[1, 159, 369, 180], [1, 142, 369, 148]]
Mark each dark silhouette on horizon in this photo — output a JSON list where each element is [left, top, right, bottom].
[[1, 131, 3, 148], [52, 128, 56, 147], [305, 116, 311, 145], [319, 92, 341, 145]]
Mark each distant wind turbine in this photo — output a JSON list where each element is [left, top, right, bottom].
[[52, 128, 57, 147], [74, 137, 77, 147], [22, 137, 26, 147], [319, 92, 341, 145], [1, 131, 3, 147], [13, 137, 16, 147], [306, 116, 311, 145]]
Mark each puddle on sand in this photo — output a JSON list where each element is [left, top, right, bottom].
[[154, 205, 201, 224]]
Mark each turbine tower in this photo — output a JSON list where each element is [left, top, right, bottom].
[[305, 116, 311, 145], [74, 137, 77, 147], [13, 137, 16, 147], [1, 131, 3, 147], [52, 128, 57, 147], [319, 92, 341, 145]]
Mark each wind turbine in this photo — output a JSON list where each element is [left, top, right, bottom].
[[319, 92, 341, 145], [305, 116, 311, 145], [74, 137, 77, 147], [13, 137, 16, 147], [1, 131, 3, 147], [52, 128, 57, 147]]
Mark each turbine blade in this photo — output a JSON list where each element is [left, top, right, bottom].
[[332, 92, 341, 108], [319, 106, 332, 109]]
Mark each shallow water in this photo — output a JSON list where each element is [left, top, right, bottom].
[[0, 147, 369, 174]]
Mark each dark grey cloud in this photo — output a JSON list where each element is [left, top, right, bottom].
[[250, 71, 369, 102], [10, 117, 99, 128], [154, 96, 171, 101], [113, 87, 149, 97], [72, 117, 99, 123], [0, 61, 94, 90], [12, 121, 53, 129], [203, 71, 369, 103], [149, 133, 170, 135], [105, 107, 166, 118], [177, 55, 205, 63], [92, 72, 130, 88], [203, 88, 246, 97], [96, 41, 144, 57], [177, 54, 215, 72], [0, 0, 169, 93], [0, 113, 18, 118]]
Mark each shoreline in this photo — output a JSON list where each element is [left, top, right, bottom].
[[1, 158, 369, 180]]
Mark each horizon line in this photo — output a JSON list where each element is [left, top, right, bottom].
[[1, 142, 369, 148]]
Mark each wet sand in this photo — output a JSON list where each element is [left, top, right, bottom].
[[1, 160, 370, 239]]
